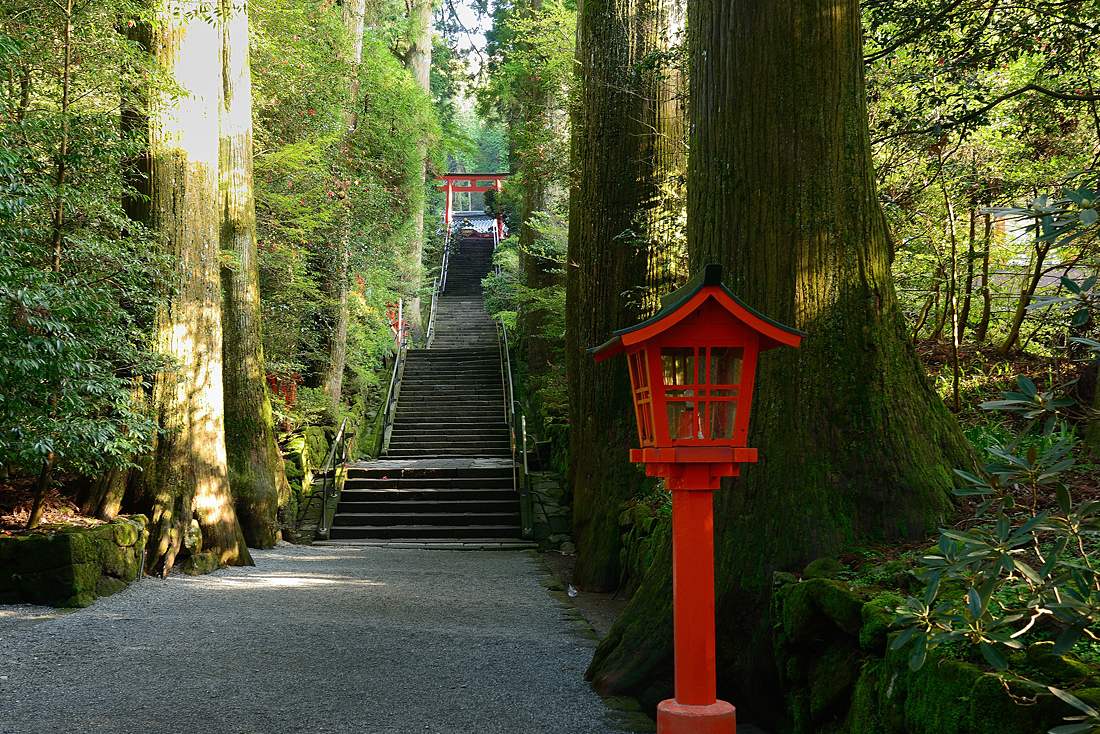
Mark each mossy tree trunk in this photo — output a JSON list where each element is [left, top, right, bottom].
[[566, 0, 659, 592], [219, 0, 291, 549], [586, 0, 972, 724], [145, 0, 252, 575]]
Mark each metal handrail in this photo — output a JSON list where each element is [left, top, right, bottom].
[[498, 314, 514, 426], [380, 318, 408, 456], [425, 235, 451, 349], [496, 315, 533, 539], [298, 416, 350, 540]]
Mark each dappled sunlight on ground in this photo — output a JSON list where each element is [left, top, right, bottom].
[[206, 575, 384, 588]]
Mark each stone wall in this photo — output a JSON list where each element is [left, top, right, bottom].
[[529, 471, 574, 551], [772, 569, 1098, 734], [0, 517, 147, 608]]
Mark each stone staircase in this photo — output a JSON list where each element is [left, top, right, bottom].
[[325, 236, 529, 548]]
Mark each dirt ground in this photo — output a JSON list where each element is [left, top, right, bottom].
[[541, 550, 630, 639], [0, 475, 100, 533]]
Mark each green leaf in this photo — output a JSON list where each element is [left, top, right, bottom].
[[980, 641, 1008, 670], [1052, 621, 1088, 655], [891, 625, 919, 650], [909, 635, 928, 671], [1048, 685, 1100, 718], [1081, 208, 1098, 226], [968, 587, 983, 619], [1056, 484, 1073, 515], [1047, 723, 1095, 734], [1018, 375, 1039, 398], [924, 573, 941, 606]]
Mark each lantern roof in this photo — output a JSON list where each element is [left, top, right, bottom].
[[589, 264, 807, 361]]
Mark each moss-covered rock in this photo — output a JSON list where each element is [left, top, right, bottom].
[[21, 562, 99, 607], [17, 531, 94, 573], [781, 578, 864, 640], [1026, 641, 1096, 683], [859, 593, 902, 654], [1, 518, 146, 608], [182, 551, 220, 576], [804, 557, 845, 580]]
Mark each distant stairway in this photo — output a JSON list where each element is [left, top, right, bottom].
[[327, 237, 528, 548]]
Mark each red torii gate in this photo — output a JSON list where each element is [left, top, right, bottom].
[[436, 173, 510, 238]]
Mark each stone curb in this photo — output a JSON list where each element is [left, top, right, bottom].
[[524, 549, 657, 733]]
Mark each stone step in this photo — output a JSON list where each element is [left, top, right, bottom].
[[341, 481, 513, 494], [333, 510, 519, 527], [387, 442, 511, 452], [385, 447, 511, 458], [327, 525, 522, 540], [346, 465, 513, 479]]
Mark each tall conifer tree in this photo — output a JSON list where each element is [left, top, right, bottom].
[[587, 0, 971, 721]]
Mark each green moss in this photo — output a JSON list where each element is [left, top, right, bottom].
[[17, 532, 94, 573], [809, 641, 863, 721], [0, 535, 25, 565], [21, 563, 99, 605], [902, 657, 981, 734], [804, 557, 845, 579], [846, 659, 893, 734], [859, 593, 903, 654], [1026, 641, 1096, 683], [781, 578, 864, 639], [183, 551, 220, 576], [967, 674, 1044, 734]]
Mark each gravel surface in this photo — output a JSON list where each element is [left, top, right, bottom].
[[0, 544, 634, 734]]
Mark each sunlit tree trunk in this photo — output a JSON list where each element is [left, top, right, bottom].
[[400, 0, 432, 335], [317, 0, 366, 404], [587, 0, 971, 723], [219, 0, 291, 549], [146, 0, 252, 575], [639, 0, 688, 308]]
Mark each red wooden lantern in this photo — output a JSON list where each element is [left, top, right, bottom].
[[590, 264, 805, 734]]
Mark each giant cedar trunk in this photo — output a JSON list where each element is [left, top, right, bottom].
[[146, 1, 252, 575], [639, 0, 688, 306], [586, 0, 971, 724], [566, 0, 659, 591], [219, 0, 291, 549]]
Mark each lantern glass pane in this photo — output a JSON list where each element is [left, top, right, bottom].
[[709, 401, 737, 439], [667, 401, 701, 440], [662, 348, 696, 386], [709, 346, 743, 385], [628, 351, 654, 443]]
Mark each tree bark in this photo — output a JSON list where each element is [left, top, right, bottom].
[[81, 466, 128, 520], [958, 207, 977, 342], [639, 0, 688, 307], [317, 0, 367, 404], [566, 0, 659, 592], [219, 0, 291, 549], [586, 0, 972, 723], [974, 213, 993, 342], [400, 0, 432, 335], [999, 236, 1050, 354], [146, 1, 252, 575]]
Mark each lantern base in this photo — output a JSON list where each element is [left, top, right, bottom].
[[657, 699, 736, 734]]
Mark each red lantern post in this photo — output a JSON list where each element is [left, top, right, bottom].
[[590, 264, 805, 734]]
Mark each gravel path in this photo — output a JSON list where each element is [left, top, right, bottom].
[[0, 544, 634, 734]]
